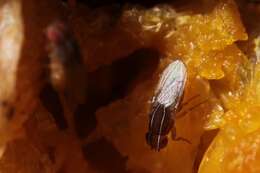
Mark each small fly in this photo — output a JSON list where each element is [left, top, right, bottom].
[[146, 59, 189, 151], [45, 20, 87, 104]]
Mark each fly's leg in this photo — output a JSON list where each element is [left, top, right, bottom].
[[178, 94, 200, 111], [171, 126, 191, 144], [177, 99, 208, 119], [177, 77, 210, 118]]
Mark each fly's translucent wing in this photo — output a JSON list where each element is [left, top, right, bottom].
[[155, 59, 187, 108]]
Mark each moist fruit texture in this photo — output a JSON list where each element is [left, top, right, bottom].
[[0, 0, 260, 173]]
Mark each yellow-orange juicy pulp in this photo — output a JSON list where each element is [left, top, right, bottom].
[[1, 0, 260, 173], [95, 0, 260, 173]]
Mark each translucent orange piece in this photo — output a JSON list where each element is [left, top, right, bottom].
[[223, 129, 260, 173], [199, 62, 260, 173]]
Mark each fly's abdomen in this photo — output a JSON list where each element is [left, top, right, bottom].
[[146, 102, 173, 151]]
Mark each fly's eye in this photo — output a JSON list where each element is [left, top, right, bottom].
[[158, 136, 168, 149], [145, 132, 168, 151]]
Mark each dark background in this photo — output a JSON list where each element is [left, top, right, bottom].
[[67, 0, 172, 8]]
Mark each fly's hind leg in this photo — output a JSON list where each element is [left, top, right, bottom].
[[171, 126, 191, 144]]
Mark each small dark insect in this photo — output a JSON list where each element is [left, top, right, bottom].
[[146, 59, 188, 151], [45, 20, 87, 104]]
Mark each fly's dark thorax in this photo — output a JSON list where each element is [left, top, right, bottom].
[[146, 102, 174, 151], [148, 102, 173, 136]]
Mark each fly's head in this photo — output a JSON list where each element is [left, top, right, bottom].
[[46, 20, 80, 65], [46, 20, 67, 45], [46, 20, 67, 62]]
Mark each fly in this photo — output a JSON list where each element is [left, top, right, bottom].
[[146, 59, 189, 151], [45, 20, 87, 104], [44, 20, 87, 132]]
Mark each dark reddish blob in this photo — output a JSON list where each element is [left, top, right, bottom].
[[146, 133, 168, 151], [46, 20, 82, 65], [146, 102, 174, 151], [46, 21, 67, 44]]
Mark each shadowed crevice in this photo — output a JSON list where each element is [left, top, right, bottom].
[[193, 129, 219, 172], [39, 83, 68, 130], [82, 138, 128, 173], [74, 48, 160, 138]]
